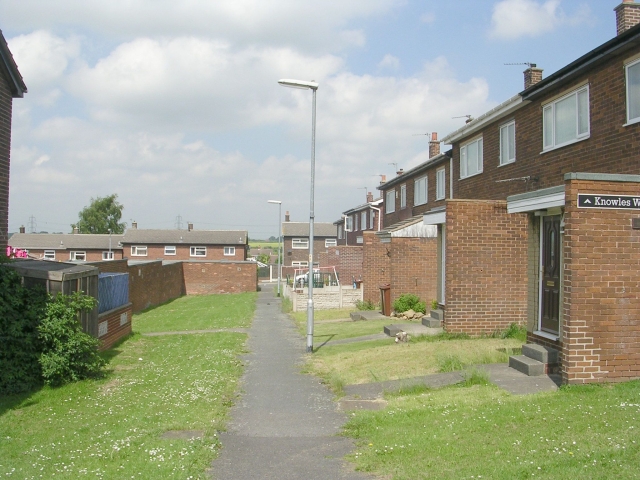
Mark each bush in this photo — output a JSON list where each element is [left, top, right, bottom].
[[393, 294, 426, 314], [355, 300, 377, 310], [38, 292, 106, 387], [0, 264, 48, 395]]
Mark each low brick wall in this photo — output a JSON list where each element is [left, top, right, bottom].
[[97, 303, 132, 351], [183, 261, 257, 294], [287, 285, 363, 312], [128, 261, 185, 312], [362, 231, 391, 304]]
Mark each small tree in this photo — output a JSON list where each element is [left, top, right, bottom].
[[75, 194, 126, 234]]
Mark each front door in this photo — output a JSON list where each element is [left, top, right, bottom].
[[541, 215, 561, 334]]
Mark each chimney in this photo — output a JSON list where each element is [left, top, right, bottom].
[[366, 192, 373, 203], [429, 132, 440, 158], [131, 221, 137, 229], [396, 168, 404, 176], [523, 64, 543, 89], [73, 226, 79, 234], [285, 211, 290, 222], [616, 0, 640, 35], [188, 222, 193, 232], [379, 175, 386, 185], [19, 225, 25, 234]]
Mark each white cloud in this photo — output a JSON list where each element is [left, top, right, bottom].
[[489, 0, 591, 40], [420, 12, 436, 24], [378, 54, 400, 71]]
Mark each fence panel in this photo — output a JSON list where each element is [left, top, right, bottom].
[[98, 273, 129, 314]]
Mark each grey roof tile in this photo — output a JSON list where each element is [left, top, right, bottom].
[[121, 229, 247, 245], [9, 233, 124, 250], [282, 222, 337, 237]]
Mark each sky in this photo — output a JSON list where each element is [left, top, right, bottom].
[[0, 0, 625, 239]]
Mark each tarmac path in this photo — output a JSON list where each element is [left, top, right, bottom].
[[208, 288, 372, 480]]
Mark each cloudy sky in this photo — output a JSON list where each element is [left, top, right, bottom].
[[1, 0, 623, 238]]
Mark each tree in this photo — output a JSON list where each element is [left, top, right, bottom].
[[74, 194, 126, 234]]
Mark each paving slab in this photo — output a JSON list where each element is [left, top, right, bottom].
[[350, 310, 387, 321], [384, 323, 443, 337], [478, 363, 562, 395]]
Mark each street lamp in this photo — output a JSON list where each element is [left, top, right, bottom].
[[267, 200, 282, 297], [278, 78, 318, 353]]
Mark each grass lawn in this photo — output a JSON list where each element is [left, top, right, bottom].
[[291, 308, 390, 342], [134, 292, 257, 333], [249, 241, 278, 249], [0, 293, 256, 479], [344, 380, 640, 479]]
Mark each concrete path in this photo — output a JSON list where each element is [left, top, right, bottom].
[[208, 289, 371, 480]]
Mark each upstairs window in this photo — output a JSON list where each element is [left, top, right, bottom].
[[626, 59, 640, 124], [325, 238, 337, 247], [345, 217, 353, 232], [361, 211, 367, 230], [400, 184, 407, 209], [70, 251, 86, 261], [224, 246, 235, 256], [165, 246, 176, 255], [355, 213, 359, 231], [500, 121, 516, 165], [543, 85, 589, 151], [190, 246, 207, 257], [292, 238, 309, 249], [338, 225, 343, 239], [44, 250, 56, 261], [414, 175, 428, 206], [131, 246, 147, 256], [460, 137, 483, 179], [102, 251, 114, 261], [370, 210, 375, 229], [436, 168, 446, 200], [386, 189, 396, 214]]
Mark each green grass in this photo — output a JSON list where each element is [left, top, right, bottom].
[[249, 241, 278, 249], [134, 292, 257, 333], [344, 380, 640, 479], [291, 308, 354, 323]]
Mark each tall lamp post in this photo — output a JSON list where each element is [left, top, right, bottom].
[[278, 78, 318, 353], [267, 200, 282, 296]]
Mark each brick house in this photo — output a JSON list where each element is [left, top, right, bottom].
[[9, 230, 125, 262], [0, 31, 27, 252], [121, 222, 248, 261], [281, 214, 337, 274], [429, 0, 640, 383], [335, 192, 383, 246]]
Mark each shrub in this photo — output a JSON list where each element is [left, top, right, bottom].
[[355, 300, 377, 310], [430, 299, 439, 310], [38, 292, 106, 387], [501, 322, 527, 342], [393, 294, 426, 314]]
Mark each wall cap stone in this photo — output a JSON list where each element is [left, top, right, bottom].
[[564, 172, 640, 182]]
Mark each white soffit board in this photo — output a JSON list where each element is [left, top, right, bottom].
[[507, 190, 565, 213], [390, 223, 437, 238], [423, 211, 446, 225]]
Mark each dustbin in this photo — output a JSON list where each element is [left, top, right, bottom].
[[379, 284, 391, 316]]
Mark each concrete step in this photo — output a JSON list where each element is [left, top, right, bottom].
[[509, 355, 545, 376], [422, 316, 442, 328], [430, 309, 444, 321], [522, 344, 559, 364]]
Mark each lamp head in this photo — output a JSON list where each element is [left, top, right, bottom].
[[278, 79, 318, 90], [267, 200, 282, 204]]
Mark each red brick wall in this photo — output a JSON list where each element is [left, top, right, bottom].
[[390, 237, 437, 306], [127, 261, 185, 312], [445, 200, 528, 335], [124, 244, 246, 261], [283, 237, 332, 267], [0, 70, 13, 251], [183, 261, 257, 295], [98, 304, 132, 351], [561, 178, 640, 384], [362, 231, 391, 303], [318, 246, 364, 285], [88, 259, 129, 274]]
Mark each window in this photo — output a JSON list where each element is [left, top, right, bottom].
[[400, 184, 407, 209], [43, 250, 55, 261], [131, 246, 147, 256], [325, 238, 337, 247], [224, 246, 235, 256], [460, 138, 483, 178], [70, 251, 86, 261], [370, 210, 375, 229], [414, 175, 428, 206], [190, 246, 207, 257], [361, 211, 367, 230], [356, 236, 363, 244], [292, 238, 309, 249], [626, 59, 640, 124], [102, 251, 114, 261], [436, 168, 446, 200], [386, 189, 396, 213], [543, 85, 589, 151], [345, 217, 353, 232], [165, 246, 176, 255], [355, 214, 359, 231], [338, 225, 343, 239], [499, 121, 516, 165], [292, 261, 308, 267]]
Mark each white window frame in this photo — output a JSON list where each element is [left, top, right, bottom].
[[499, 120, 516, 166], [345, 217, 353, 232], [164, 245, 176, 256], [436, 168, 446, 200], [460, 137, 483, 179], [370, 210, 375, 229], [325, 238, 337, 248], [292, 238, 309, 249], [542, 85, 590, 151], [625, 58, 640, 125], [356, 236, 364, 244], [361, 211, 367, 230], [131, 246, 147, 256], [338, 225, 343, 239], [70, 251, 86, 261], [190, 246, 207, 257], [355, 214, 359, 231], [291, 261, 308, 268], [224, 246, 235, 256], [43, 250, 56, 261], [102, 251, 114, 261], [400, 184, 407, 209], [386, 189, 396, 214], [414, 175, 428, 206]]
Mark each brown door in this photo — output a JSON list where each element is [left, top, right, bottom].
[[541, 215, 561, 334]]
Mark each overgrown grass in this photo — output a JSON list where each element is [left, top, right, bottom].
[[291, 308, 354, 323], [0, 293, 256, 478], [344, 380, 640, 479], [134, 292, 257, 333]]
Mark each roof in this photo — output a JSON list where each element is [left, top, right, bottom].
[[342, 197, 383, 216], [282, 222, 337, 237], [0, 30, 27, 98], [9, 233, 124, 250], [376, 214, 437, 239], [378, 150, 452, 190], [121, 229, 247, 245]]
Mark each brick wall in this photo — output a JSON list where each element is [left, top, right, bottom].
[[390, 236, 437, 306], [445, 200, 528, 335], [127, 261, 185, 312], [0, 70, 12, 251], [362, 231, 391, 303], [289, 286, 363, 311], [183, 261, 257, 294], [561, 177, 640, 384], [124, 244, 245, 261], [89, 258, 129, 274], [318, 246, 363, 285], [97, 303, 132, 351], [283, 237, 332, 267]]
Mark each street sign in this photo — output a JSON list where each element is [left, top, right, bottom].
[[578, 193, 640, 210]]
